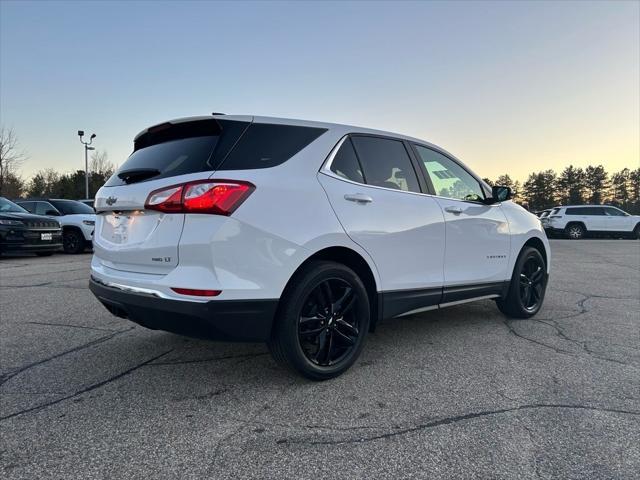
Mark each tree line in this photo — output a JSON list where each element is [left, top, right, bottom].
[[0, 127, 115, 200], [1, 126, 639, 212], [483, 165, 640, 214]]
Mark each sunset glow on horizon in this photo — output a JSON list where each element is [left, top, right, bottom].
[[1, 0, 638, 183]]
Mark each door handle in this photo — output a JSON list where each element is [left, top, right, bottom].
[[344, 193, 373, 204], [445, 206, 463, 214]]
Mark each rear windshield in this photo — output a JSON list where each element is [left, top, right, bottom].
[[106, 119, 326, 186], [105, 119, 250, 186], [49, 200, 95, 215]]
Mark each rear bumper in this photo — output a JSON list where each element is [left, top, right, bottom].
[[89, 278, 278, 342]]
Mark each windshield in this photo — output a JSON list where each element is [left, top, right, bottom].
[[0, 197, 29, 213], [50, 200, 95, 215]]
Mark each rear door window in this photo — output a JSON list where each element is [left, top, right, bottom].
[[35, 202, 57, 215], [18, 201, 35, 213], [350, 136, 421, 193], [329, 138, 365, 183]]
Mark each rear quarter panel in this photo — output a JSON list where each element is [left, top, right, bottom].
[[199, 130, 382, 300]]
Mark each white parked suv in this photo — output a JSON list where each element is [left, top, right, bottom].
[[544, 205, 640, 239], [89, 115, 550, 379], [17, 199, 96, 253]]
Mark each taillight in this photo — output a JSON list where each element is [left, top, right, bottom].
[[145, 180, 255, 215], [171, 287, 221, 297]]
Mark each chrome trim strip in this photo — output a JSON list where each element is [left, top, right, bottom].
[[439, 294, 500, 308], [91, 276, 212, 303], [394, 294, 500, 318], [395, 305, 439, 318], [91, 276, 164, 298]]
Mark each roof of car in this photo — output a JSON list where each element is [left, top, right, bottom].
[[136, 114, 441, 149], [18, 198, 79, 202], [558, 205, 618, 208]]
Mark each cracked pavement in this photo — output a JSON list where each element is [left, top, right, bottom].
[[1, 239, 639, 479]]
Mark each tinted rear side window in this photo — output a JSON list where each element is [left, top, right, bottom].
[[566, 207, 604, 215], [218, 123, 327, 170], [106, 119, 249, 186], [50, 200, 95, 215], [330, 138, 365, 183], [18, 201, 35, 213], [351, 136, 421, 193]]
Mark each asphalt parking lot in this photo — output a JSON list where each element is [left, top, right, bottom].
[[1, 240, 639, 479]]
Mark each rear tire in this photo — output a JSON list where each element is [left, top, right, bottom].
[[63, 230, 85, 254], [497, 246, 547, 319], [634, 224, 640, 240], [565, 223, 585, 240], [268, 261, 370, 380]]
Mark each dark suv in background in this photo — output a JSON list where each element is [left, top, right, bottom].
[[0, 197, 62, 256]]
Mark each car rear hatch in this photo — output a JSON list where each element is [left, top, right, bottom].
[[93, 116, 252, 274]]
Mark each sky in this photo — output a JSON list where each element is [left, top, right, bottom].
[[1, 0, 638, 182]]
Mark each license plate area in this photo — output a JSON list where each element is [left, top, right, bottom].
[[41, 233, 53, 241]]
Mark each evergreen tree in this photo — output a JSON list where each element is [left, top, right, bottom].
[[610, 168, 631, 208], [556, 165, 585, 205], [522, 170, 556, 211], [584, 165, 609, 204]]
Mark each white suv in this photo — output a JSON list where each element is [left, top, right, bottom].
[[545, 205, 640, 239], [17, 199, 96, 253], [89, 115, 550, 379]]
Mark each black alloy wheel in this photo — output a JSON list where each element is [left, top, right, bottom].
[[496, 246, 547, 318], [298, 278, 360, 367], [519, 256, 545, 312], [268, 261, 370, 380], [63, 230, 84, 254]]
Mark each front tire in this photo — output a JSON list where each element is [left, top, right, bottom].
[[565, 223, 585, 240], [63, 230, 85, 254], [268, 261, 370, 380], [497, 247, 547, 318]]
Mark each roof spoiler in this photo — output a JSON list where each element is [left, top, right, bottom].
[[134, 118, 223, 151]]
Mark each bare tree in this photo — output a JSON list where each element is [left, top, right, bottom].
[[0, 127, 26, 196], [90, 149, 114, 176]]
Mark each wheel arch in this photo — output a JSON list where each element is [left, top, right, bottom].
[[522, 236, 548, 269], [62, 224, 83, 235], [565, 220, 587, 231], [279, 246, 381, 332]]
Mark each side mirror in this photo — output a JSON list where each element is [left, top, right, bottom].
[[486, 185, 512, 204], [45, 209, 60, 216]]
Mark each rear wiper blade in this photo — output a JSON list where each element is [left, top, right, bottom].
[[117, 168, 161, 184]]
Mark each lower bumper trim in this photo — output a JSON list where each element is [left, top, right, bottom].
[[89, 279, 278, 342]]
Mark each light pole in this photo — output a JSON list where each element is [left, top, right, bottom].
[[78, 130, 96, 199]]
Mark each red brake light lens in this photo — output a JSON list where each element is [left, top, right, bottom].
[[171, 287, 221, 297], [145, 185, 183, 212], [145, 180, 254, 215]]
